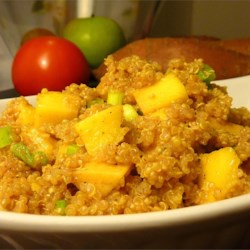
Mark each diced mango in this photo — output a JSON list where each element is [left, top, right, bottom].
[[73, 162, 131, 197], [16, 99, 36, 126], [133, 73, 187, 114], [148, 108, 167, 120], [35, 91, 82, 126], [200, 147, 240, 202], [75, 105, 128, 156], [20, 128, 57, 161]]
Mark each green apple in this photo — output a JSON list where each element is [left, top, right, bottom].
[[63, 16, 126, 69]]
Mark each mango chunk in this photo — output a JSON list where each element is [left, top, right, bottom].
[[16, 99, 36, 126], [200, 147, 240, 202], [75, 105, 128, 156], [148, 108, 167, 120], [20, 128, 57, 161], [133, 73, 187, 114], [35, 91, 82, 126], [73, 162, 131, 197]]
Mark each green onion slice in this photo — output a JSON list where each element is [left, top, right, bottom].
[[11, 142, 34, 166], [0, 126, 12, 148], [66, 144, 79, 156], [197, 64, 216, 85], [123, 104, 138, 122], [107, 90, 124, 105]]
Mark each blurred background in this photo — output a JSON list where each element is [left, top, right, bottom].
[[1, 0, 250, 93]]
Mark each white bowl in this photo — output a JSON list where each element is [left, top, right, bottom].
[[0, 76, 250, 249]]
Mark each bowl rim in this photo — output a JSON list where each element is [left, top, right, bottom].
[[0, 193, 250, 233]]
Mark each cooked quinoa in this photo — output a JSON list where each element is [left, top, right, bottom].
[[0, 55, 250, 216]]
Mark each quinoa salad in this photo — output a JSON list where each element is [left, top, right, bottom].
[[0, 55, 250, 216]]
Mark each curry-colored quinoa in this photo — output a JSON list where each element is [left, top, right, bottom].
[[0, 55, 250, 215]]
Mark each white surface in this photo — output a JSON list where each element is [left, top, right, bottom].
[[215, 75, 250, 108], [0, 76, 250, 248]]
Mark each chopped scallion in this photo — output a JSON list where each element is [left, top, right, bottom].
[[197, 64, 216, 85], [55, 199, 67, 209], [123, 104, 138, 122], [11, 142, 48, 168], [33, 151, 48, 167], [0, 126, 12, 148], [55, 199, 67, 215], [66, 144, 79, 156], [11, 143, 34, 166], [107, 90, 124, 105]]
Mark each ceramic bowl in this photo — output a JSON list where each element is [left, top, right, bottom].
[[0, 76, 250, 249]]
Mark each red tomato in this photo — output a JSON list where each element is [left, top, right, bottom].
[[12, 36, 90, 96]]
